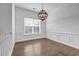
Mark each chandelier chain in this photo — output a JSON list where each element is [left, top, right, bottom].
[[42, 3, 44, 10], [38, 3, 48, 21]]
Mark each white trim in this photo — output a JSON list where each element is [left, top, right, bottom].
[[47, 37, 79, 49], [24, 17, 41, 35], [24, 33, 41, 35], [10, 3, 15, 56], [46, 32, 79, 49]]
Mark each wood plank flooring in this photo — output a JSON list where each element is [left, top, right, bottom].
[[12, 38, 79, 56]]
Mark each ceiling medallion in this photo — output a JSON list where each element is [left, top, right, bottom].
[[38, 3, 48, 21]]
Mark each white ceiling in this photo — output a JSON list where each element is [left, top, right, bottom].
[[15, 3, 70, 13]]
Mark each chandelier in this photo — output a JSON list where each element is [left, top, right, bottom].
[[38, 3, 48, 21]]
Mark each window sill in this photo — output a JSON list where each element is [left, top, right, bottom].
[[24, 33, 41, 36]]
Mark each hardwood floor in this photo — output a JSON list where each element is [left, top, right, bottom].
[[12, 38, 79, 56]]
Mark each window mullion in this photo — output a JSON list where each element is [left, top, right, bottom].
[[32, 19, 34, 34], [32, 26, 34, 34], [24, 18, 41, 35]]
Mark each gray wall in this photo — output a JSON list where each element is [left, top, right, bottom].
[[46, 3, 79, 49], [15, 7, 46, 42], [0, 3, 13, 56], [0, 3, 12, 33], [46, 3, 79, 34]]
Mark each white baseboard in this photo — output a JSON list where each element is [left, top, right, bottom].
[[46, 37, 79, 49], [8, 39, 15, 56]]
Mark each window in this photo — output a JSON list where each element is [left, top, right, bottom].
[[24, 18, 41, 35]]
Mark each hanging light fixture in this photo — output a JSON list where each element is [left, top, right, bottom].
[[38, 3, 48, 21]]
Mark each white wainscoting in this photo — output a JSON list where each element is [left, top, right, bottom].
[[46, 32, 79, 49], [0, 40, 1, 56], [1, 33, 13, 56], [15, 32, 45, 42]]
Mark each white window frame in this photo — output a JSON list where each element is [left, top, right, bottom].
[[24, 17, 41, 35]]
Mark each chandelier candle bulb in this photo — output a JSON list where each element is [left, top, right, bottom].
[[38, 3, 48, 21]]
